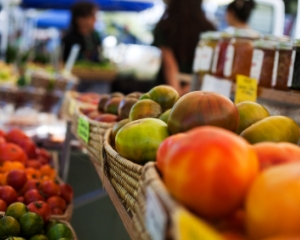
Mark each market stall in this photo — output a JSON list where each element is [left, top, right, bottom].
[[57, 27, 300, 240]]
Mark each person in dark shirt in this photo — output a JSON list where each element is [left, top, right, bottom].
[[153, 0, 215, 95], [62, 2, 101, 63]]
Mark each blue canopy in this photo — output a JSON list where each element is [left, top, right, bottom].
[[22, 0, 154, 12], [35, 10, 71, 29]]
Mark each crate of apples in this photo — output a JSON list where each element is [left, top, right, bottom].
[[0, 129, 74, 220]]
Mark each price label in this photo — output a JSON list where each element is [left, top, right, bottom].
[[146, 187, 167, 240], [201, 74, 232, 99], [77, 117, 90, 143], [173, 209, 223, 240], [235, 75, 257, 104]]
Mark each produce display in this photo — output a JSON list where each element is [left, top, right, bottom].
[[0, 129, 73, 216], [76, 84, 300, 239], [0, 202, 75, 240], [0, 62, 19, 86]]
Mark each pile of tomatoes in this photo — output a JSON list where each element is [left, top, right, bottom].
[[0, 128, 74, 216]]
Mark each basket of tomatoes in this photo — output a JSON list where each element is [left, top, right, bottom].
[[0, 202, 77, 240], [0, 129, 74, 221]]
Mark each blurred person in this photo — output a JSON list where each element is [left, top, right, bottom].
[[62, 1, 101, 63], [153, 0, 215, 95], [226, 0, 256, 29]]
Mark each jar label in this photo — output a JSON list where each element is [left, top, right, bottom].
[[193, 47, 203, 72], [250, 49, 264, 82], [224, 45, 234, 77], [199, 46, 213, 71], [271, 51, 279, 87], [288, 50, 296, 87], [211, 46, 220, 74]]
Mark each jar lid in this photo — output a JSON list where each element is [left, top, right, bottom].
[[264, 35, 290, 42], [278, 41, 293, 50], [200, 32, 210, 40], [254, 40, 277, 49], [234, 29, 261, 39]]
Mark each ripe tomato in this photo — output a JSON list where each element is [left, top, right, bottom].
[[0, 130, 5, 138], [0, 186, 17, 205], [5, 128, 29, 143], [60, 184, 74, 204], [17, 196, 24, 203], [6, 170, 28, 191], [0, 199, 7, 211], [36, 148, 51, 164], [26, 160, 42, 170], [41, 180, 61, 198], [0, 137, 6, 145], [0, 143, 28, 163], [27, 201, 51, 223], [40, 165, 56, 179], [17, 140, 37, 159], [47, 196, 67, 212], [24, 189, 45, 204], [20, 179, 40, 195], [51, 207, 63, 215]]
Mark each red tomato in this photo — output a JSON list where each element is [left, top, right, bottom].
[[0, 143, 28, 163], [0, 199, 7, 211], [36, 148, 51, 164], [27, 201, 51, 223], [51, 207, 63, 215], [41, 181, 61, 198], [26, 160, 42, 170], [24, 189, 45, 204], [60, 184, 74, 204], [0, 130, 5, 138], [0, 137, 6, 146], [0, 186, 17, 205], [5, 128, 29, 143], [17, 140, 37, 159], [47, 196, 67, 212], [6, 170, 28, 191], [20, 179, 40, 195]]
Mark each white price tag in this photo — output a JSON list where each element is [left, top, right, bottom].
[[250, 49, 264, 81], [193, 47, 203, 72], [146, 187, 167, 240], [288, 50, 296, 87], [201, 74, 232, 99], [271, 51, 279, 87], [211, 46, 220, 74], [224, 45, 235, 77], [199, 46, 213, 71]]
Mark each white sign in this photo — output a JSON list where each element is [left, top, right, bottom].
[[288, 50, 296, 87], [146, 187, 167, 240], [223, 45, 235, 77], [250, 49, 264, 81], [201, 74, 232, 99]]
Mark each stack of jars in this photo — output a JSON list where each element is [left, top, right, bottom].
[[193, 28, 300, 91]]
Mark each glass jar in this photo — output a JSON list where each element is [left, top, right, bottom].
[[191, 31, 220, 90], [273, 41, 293, 91], [211, 32, 232, 78], [291, 40, 300, 91], [223, 29, 260, 81], [250, 40, 277, 88]]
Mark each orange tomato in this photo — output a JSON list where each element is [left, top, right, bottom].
[[157, 126, 259, 219], [25, 167, 41, 180], [40, 165, 56, 179], [246, 162, 300, 239], [0, 172, 8, 185]]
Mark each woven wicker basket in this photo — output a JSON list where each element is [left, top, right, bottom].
[[102, 128, 144, 216], [71, 107, 114, 167], [60, 91, 96, 121]]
